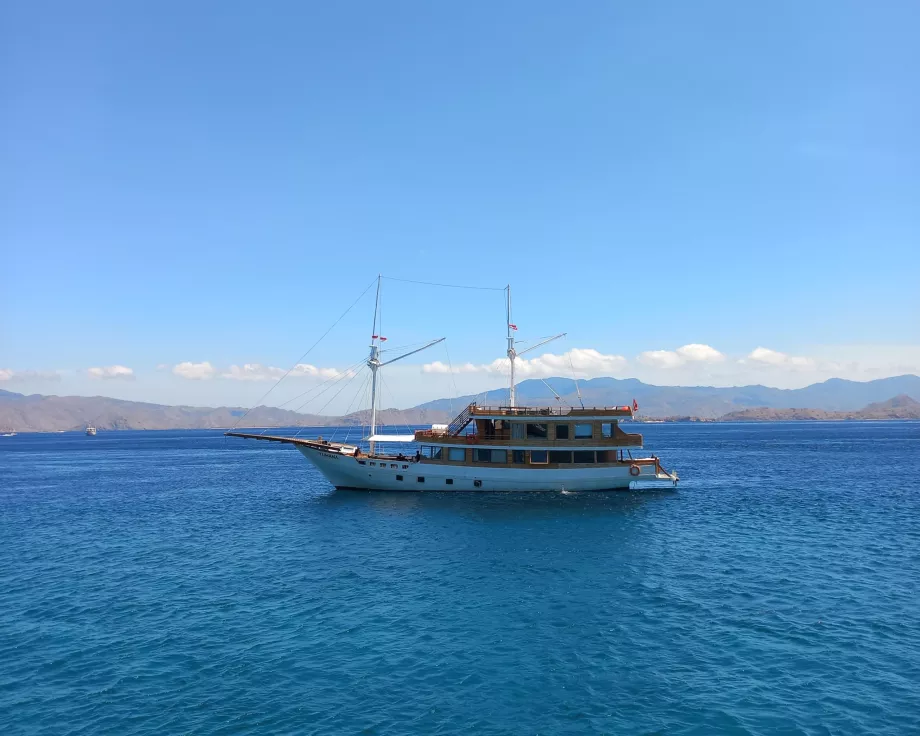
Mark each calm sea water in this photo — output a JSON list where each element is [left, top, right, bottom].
[[1, 423, 918, 735]]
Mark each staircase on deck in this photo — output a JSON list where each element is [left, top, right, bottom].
[[446, 403, 476, 436]]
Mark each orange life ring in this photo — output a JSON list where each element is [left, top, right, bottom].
[[629, 464, 641, 477], [465, 434, 476, 444]]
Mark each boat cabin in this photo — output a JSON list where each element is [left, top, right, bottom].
[[410, 403, 648, 469]]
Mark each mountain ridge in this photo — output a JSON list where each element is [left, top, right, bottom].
[[1, 374, 918, 432]]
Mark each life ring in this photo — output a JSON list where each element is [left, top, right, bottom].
[[466, 434, 476, 444], [629, 464, 641, 477]]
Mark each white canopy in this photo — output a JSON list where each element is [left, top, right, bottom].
[[365, 434, 417, 443]]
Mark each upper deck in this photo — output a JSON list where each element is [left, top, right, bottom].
[[469, 404, 634, 420], [414, 402, 643, 448]]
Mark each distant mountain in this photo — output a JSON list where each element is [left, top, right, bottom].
[[2, 374, 918, 432], [0, 389, 452, 433], [414, 375, 920, 418], [720, 394, 920, 421]]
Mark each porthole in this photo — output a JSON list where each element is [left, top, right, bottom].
[[446, 479, 453, 485], [417, 477, 425, 483], [396, 475, 403, 481]]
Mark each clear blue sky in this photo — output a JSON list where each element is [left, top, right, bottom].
[[2, 1, 918, 409]]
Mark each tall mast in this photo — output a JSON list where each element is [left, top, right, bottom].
[[368, 275, 382, 455], [506, 284, 515, 408]]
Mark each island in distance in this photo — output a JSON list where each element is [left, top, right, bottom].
[[1, 374, 919, 433], [651, 394, 920, 423]]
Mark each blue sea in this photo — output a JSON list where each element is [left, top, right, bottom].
[[2, 422, 919, 735]]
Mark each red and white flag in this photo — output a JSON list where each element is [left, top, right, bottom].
[[508, 323, 518, 330], [379, 336, 388, 341], [632, 399, 639, 412]]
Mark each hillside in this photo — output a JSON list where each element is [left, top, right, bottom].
[[719, 394, 920, 421], [1, 375, 919, 432], [415, 374, 920, 418]]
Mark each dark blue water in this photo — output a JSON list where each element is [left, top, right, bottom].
[[2, 423, 919, 735]]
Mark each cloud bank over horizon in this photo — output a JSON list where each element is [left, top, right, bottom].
[[3, 343, 918, 412]]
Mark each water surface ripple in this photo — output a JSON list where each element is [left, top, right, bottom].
[[1, 423, 918, 734]]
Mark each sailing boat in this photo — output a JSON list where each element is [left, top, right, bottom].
[[227, 278, 678, 491]]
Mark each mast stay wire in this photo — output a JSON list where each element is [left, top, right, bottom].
[[273, 356, 367, 412], [292, 366, 365, 440], [291, 363, 365, 417], [334, 368, 372, 444], [229, 276, 378, 431], [382, 276, 505, 291]]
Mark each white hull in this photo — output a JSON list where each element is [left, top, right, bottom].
[[297, 445, 673, 492]]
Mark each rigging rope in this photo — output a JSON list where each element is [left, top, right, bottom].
[[382, 276, 504, 291], [229, 277, 378, 430]]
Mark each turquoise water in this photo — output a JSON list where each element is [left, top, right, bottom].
[[2, 423, 919, 735]]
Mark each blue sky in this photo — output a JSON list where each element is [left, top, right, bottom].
[[2, 1, 918, 411]]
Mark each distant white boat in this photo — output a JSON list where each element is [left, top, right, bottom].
[[1, 432, 16, 437], [85, 426, 97, 436]]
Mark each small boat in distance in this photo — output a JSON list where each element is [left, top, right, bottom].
[[228, 278, 678, 492], [1, 432, 16, 437], [85, 425, 97, 436]]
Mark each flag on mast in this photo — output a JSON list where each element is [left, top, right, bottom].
[[508, 324, 518, 330], [632, 399, 639, 412]]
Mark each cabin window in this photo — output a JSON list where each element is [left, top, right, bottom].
[[601, 423, 612, 438], [475, 449, 507, 463], [369, 462, 376, 466], [421, 446, 442, 460], [448, 448, 466, 462], [574, 424, 592, 439], [446, 479, 453, 485], [526, 423, 548, 439], [417, 477, 425, 483], [390, 463, 398, 468], [574, 450, 596, 463], [555, 424, 569, 440], [511, 423, 526, 439], [402, 465, 408, 469], [530, 450, 548, 464], [595, 450, 610, 463], [358, 460, 366, 465], [396, 474, 403, 481], [549, 450, 573, 463], [512, 450, 525, 464]]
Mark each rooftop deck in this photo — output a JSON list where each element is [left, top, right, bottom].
[[469, 405, 634, 418]]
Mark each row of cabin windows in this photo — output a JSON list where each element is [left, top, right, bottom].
[[508, 422, 614, 440], [421, 447, 618, 464], [530, 450, 615, 464]]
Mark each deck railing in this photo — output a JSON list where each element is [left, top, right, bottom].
[[469, 405, 633, 417], [413, 429, 643, 447]]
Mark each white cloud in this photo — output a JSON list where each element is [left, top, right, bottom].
[[677, 344, 725, 362], [638, 344, 725, 368], [290, 363, 346, 380], [423, 348, 627, 379], [173, 361, 217, 380], [746, 347, 815, 369], [222, 363, 350, 381], [0, 369, 62, 382], [87, 365, 135, 380], [637, 350, 685, 369]]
